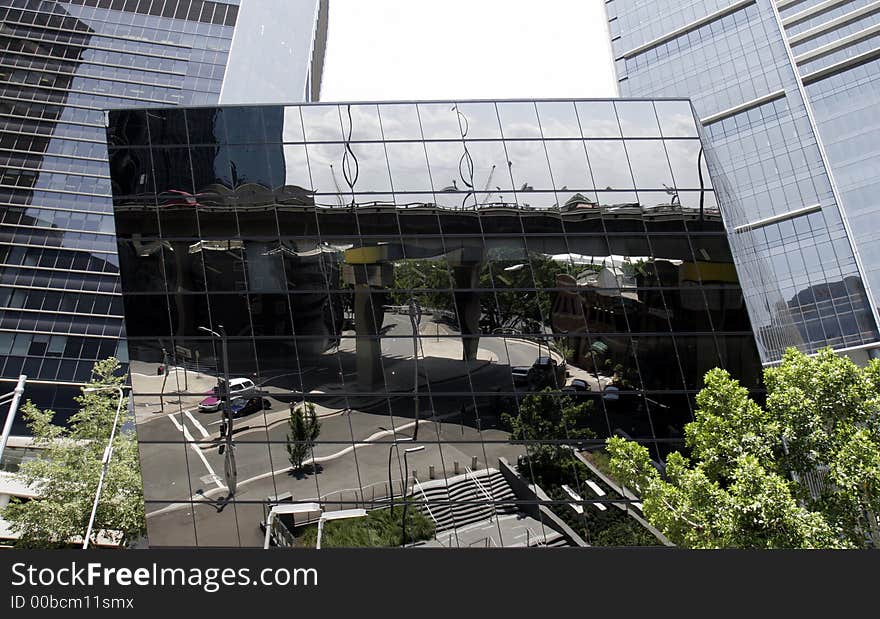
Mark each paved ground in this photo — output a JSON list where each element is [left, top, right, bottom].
[[132, 313, 615, 546], [142, 413, 526, 547]]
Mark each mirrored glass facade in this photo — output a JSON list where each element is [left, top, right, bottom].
[[0, 0, 327, 426], [606, 0, 880, 363], [105, 99, 763, 548]]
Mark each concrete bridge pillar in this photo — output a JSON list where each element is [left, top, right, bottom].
[[343, 261, 393, 391], [452, 263, 481, 362], [353, 283, 386, 391]]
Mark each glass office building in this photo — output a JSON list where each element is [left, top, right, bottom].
[[606, 0, 880, 364], [0, 0, 328, 426], [105, 99, 763, 547]]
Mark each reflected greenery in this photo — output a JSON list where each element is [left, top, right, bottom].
[[297, 505, 435, 548], [502, 389, 595, 456], [519, 449, 661, 546]]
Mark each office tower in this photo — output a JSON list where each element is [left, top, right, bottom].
[[105, 98, 762, 547], [0, 0, 329, 426], [605, 0, 880, 364]]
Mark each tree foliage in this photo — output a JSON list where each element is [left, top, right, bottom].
[[607, 347, 880, 548], [4, 358, 145, 548], [286, 402, 321, 471], [390, 253, 589, 335], [479, 253, 580, 333], [501, 388, 595, 460], [390, 258, 455, 312]]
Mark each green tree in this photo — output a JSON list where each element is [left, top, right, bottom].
[[479, 253, 578, 332], [286, 402, 321, 471], [4, 358, 146, 548], [502, 388, 595, 460], [391, 258, 455, 313], [606, 347, 880, 548]]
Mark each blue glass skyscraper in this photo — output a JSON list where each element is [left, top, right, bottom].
[[0, 0, 328, 423], [606, 0, 880, 364]]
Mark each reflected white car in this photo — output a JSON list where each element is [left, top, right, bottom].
[[197, 377, 256, 412]]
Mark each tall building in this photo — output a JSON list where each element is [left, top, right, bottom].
[[0, 0, 329, 426], [605, 0, 880, 364], [105, 98, 762, 547]]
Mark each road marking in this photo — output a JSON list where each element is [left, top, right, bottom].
[[184, 409, 209, 439], [145, 419, 424, 519], [167, 414, 224, 490]]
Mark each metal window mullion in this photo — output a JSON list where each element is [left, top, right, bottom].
[[0, 164, 110, 180], [0, 46, 188, 77], [782, 0, 858, 27], [0, 75, 183, 98], [0, 110, 105, 129], [0, 182, 109, 198], [0, 304, 124, 320], [788, 0, 880, 45], [0, 282, 121, 296], [0, 242, 117, 255], [2, 16, 193, 49], [0, 126, 105, 144], [1, 31, 195, 63], [0, 263, 119, 278], [793, 21, 880, 64], [0, 60, 184, 91], [0, 145, 108, 162]]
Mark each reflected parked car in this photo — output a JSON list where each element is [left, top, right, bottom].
[[198, 395, 223, 412], [198, 377, 256, 412], [562, 378, 590, 393], [512, 356, 566, 389], [229, 396, 272, 418]]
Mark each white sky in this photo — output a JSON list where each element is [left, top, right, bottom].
[[320, 0, 618, 102]]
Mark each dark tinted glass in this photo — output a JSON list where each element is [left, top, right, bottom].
[[107, 100, 762, 549]]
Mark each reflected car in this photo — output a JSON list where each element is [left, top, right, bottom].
[[562, 378, 590, 393], [513, 356, 566, 389], [511, 366, 530, 385], [229, 396, 272, 418], [197, 377, 257, 412], [198, 395, 223, 412]]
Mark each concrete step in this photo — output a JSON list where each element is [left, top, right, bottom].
[[410, 468, 530, 533]]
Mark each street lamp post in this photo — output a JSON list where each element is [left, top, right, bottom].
[[81, 384, 128, 549], [160, 347, 169, 416], [401, 445, 424, 547], [386, 437, 414, 517], [198, 325, 236, 501], [0, 374, 27, 467], [408, 298, 422, 440]]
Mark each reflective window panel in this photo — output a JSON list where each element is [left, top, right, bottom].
[[107, 99, 764, 548]]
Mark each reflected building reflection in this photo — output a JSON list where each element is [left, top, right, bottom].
[[106, 99, 764, 548]]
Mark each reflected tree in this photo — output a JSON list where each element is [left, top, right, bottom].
[[286, 402, 321, 472], [479, 253, 581, 333], [390, 258, 455, 314], [502, 388, 595, 459]]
